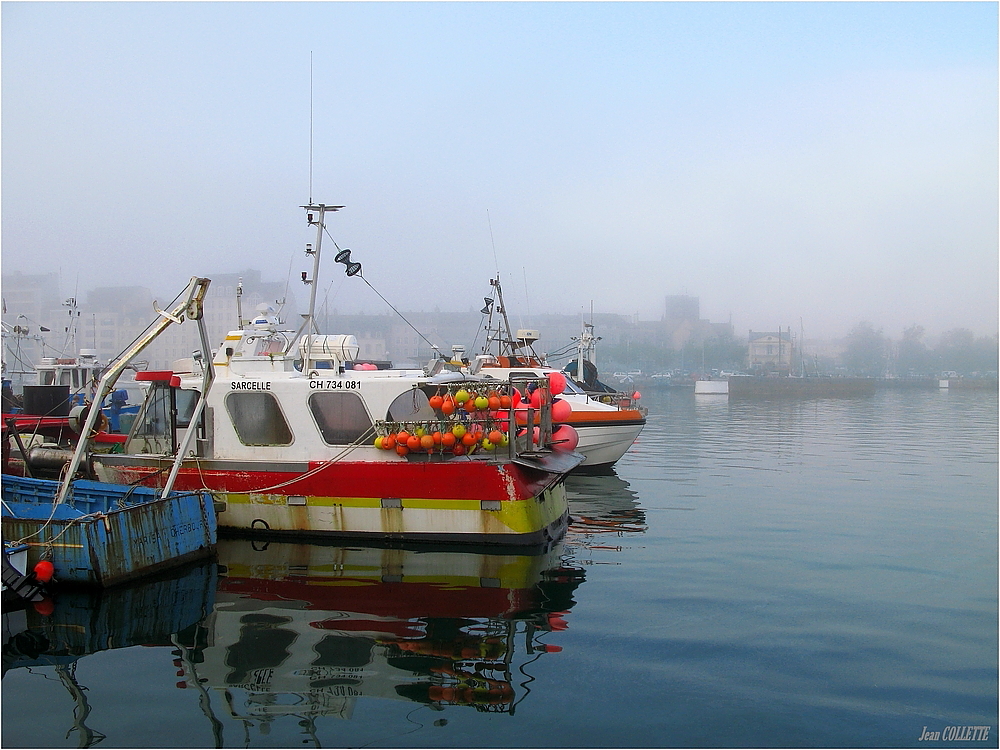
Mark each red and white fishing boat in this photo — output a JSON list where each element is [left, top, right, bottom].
[[89, 205, 583, 546], [463, 277, 646, 471]]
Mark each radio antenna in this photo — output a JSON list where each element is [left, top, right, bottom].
[[308, 51, 314, 204]]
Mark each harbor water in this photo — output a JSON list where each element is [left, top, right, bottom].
[[3, 388, 996, 748]]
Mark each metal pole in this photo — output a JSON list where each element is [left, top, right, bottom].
[[54, 278, 210, 505]]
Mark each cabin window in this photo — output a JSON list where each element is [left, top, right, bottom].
[[175, 388, 200, 429], [387, 388, 436, 422], [309, 392, 372, 445], [125, 382, 174, 454], [226, 392, 293, 446]]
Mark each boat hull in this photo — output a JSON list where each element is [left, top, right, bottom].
[[2, 476, 216, 586], [567, 416, 645, 469], [92, 454, 575, 546]]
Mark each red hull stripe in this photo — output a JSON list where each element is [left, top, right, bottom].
[[101, 457, 555, 502]]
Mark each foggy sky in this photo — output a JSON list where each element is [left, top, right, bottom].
[[2, 1, 997, 340]]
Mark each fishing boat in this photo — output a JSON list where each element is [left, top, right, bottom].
[[3, 304, 146, 434], [465, 277, 646, 470], [89, 205, 582, 546], [2, 277, 218, 586]]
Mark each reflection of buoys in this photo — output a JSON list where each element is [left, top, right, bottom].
[[551, 398, 572, 423], [551, 424, 579, 452]]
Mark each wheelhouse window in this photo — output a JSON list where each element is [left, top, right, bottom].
[[125, 382, 174, 454], [309, 392, 372, 445], [226, 392, 293, 446], [175, 388, 200, 428]]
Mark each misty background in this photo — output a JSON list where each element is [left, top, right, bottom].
[[2, 1, 997, 344]]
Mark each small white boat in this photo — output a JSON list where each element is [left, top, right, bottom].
[[465, 279, 646, 470]]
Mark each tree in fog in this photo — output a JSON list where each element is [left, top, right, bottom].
[[932, 329, 999, 374], [843, 322, 889, 376], [896, 325, 930, 375]]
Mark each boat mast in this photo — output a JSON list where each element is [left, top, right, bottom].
[[294, 203, 342, 374]]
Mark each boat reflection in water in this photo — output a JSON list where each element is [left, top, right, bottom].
[[173, 538, 585, 737], [2, 562, 216, 747], [564, 472, 647, 545]]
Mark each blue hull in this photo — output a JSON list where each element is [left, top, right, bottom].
[[2, 476, 216, 586]]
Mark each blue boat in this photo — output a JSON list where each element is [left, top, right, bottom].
[[2, 277, 218, 588], [2, 475, 216, 586]]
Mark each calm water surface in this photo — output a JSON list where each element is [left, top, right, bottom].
[[3, 389, 996, 748]]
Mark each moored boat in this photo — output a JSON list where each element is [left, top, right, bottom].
[[466, 279, 646, 471], [89, 205, 583, 545], [2, 277, 219, 587]]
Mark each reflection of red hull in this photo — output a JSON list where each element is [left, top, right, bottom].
[[220, 575, 537, 621]]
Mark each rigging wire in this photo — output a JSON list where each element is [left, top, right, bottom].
[[321, 224, 440, 354]]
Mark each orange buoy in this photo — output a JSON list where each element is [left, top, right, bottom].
[[420, 434, 435, 451], [429, 394, 444, 411]]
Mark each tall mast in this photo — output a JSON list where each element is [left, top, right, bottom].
[[294, 203, 343, 373]]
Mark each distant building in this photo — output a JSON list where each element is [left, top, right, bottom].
[[663, 295, 702, 349], [748, 329, 794, 375], [2, 269, 299, 373]]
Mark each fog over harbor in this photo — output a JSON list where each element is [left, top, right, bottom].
[[2, 2, 997, 341]]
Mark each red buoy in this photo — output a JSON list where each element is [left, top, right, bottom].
[[33, 560, 54, 584]]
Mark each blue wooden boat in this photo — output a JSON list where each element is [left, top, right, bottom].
[[2, 475, 216, 587], [2, 277, 218, 588]]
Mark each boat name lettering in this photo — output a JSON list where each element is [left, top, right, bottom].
[[129, 521, 201, 547], [309, 380, 361, 389], [231, 381, 271, 391]]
